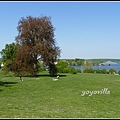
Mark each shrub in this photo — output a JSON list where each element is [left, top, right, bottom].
[[5, 71, 15, 77], [83, 68, 94, 73], [95, 69, 102, 74], [68, 67, 77, 74], [109, 68, 117, 74], [63, 68, 69, 73], [38, 67, 46, 72], [118, 70, 120, 75], [101, 69, 107, 74], [76, 69, 82, 73], [56, 66, 62, 73], [95, 69, 107, 74], [56, 60, 68, 73]]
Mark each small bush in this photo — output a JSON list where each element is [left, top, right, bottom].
[[118, 70, 120, 75], [76, 69, 82, 73], [68, 67, 77, 74], [83, 69, 94, 73], [109, 68, 117, 74], [56, 66, 64, 73], [95, 69, 107, 74], [5, 71, 15, 77], [56, 60, 68, 73], [101, 69, 107, 74], [57, 66, 79, 74], [39, 67, 46, 72], [63, 68, 69, 73], [95, 69, 102, 74]]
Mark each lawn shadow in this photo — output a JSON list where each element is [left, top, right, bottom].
[[0, 81, 18, 87], [0, 89, 3, 92], [15, 73, 67, 78], [35, 74, 67, 78]]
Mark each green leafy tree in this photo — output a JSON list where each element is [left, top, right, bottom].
[[56, 60, 68, 73], [0, 43, 17, 74]]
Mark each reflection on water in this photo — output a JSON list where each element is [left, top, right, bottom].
[[73, 63, 120, 72]]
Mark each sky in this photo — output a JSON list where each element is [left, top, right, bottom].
[[0, 1, 120, 59]]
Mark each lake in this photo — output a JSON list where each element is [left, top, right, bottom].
[[73, 63, 120, 72]]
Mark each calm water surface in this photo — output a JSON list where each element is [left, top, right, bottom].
[[73, 63, 120, 72]]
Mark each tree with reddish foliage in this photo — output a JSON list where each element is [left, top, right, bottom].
[[15, 16, 61, 76], [1, 16, 61, 76]]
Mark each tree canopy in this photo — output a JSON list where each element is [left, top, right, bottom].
[[0, 15, 61, 76], [0, 43, 17, 74]]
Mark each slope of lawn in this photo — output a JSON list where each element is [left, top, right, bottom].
[[0, 70, 120, 118]]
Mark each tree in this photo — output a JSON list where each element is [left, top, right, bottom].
[[0, 43, 17, 74], [82, 60, 93, 70], [0, 16, 61, 76], [15, 15, 60, 76], [56, 60, 68, 73]]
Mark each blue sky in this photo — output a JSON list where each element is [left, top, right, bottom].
[[0, 1, 120, 59]]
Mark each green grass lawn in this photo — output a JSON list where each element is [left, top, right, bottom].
[[0, 71, 120, 118]]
